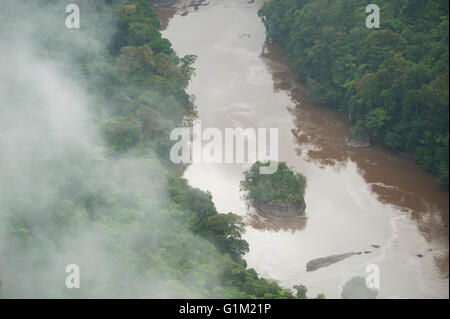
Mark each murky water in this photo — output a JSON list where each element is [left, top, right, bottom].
[[159, 0, 449, 298]]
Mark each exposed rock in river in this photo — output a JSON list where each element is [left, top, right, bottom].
[[255, 199, 306, 218], [306, 252, 357, 272], [346, 136, 371, 148]]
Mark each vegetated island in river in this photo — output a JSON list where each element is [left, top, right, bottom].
[[240, 161, 307, 217]]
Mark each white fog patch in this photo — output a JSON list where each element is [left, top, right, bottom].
[[0, 0, 222, 298]]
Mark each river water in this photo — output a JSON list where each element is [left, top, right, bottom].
[[159, 0, 449, 298]]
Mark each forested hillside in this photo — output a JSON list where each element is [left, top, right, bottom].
[[258, 0, 449, 185], [0, 0, 313, 298]]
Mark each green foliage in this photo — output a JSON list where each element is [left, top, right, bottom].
[[293, 284, 308, 299], [365, 108, 389, 137], [240, 162, 307, 207], [352, 120, 369, 139], [102, 116, 142, 151], [204, 213, 249, 259], [259, 0, 449, 185], [114, 0, 172, 55], [169, 176, 249, 259], [178, 54, 198, 80]]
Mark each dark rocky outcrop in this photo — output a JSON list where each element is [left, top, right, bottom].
[[306, 252, 357, 272], [346, 136, 370, 148], [255, 200, 306, 218]]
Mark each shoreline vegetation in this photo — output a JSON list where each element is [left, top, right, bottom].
[[241, 162, 307, 218], [258, 0, 449, 186]]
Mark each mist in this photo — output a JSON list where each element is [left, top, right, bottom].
[[0, 0, 223, 298]]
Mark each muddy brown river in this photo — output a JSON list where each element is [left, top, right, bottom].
[[159, 0, 449, 298]]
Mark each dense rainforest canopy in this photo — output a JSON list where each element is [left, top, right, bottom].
[[258, 0, 449, 186], [0, 0, 317, 298], [241, 162, 307, 216]]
